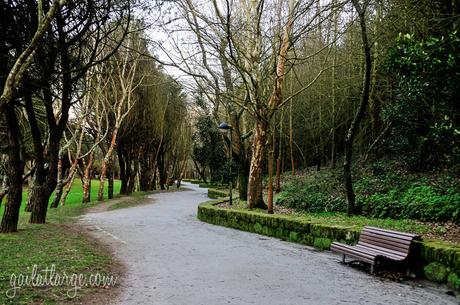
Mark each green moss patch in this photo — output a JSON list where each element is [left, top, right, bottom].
[[423, 262, 449, 282], [448, 273, 460, 290], [313, 237, 332, 250], [208, 188, 229, 199]]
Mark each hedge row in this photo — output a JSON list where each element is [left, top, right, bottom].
[[197, 198, 460, 290], [207, 188, 228, 199]]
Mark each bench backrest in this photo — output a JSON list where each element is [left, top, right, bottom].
[[358, 226, 420, 256]]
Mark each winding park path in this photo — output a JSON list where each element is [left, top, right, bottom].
[[79, 183, 456, 305]]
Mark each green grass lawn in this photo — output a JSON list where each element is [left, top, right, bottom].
[[0, 179, 121, 217], [0, 180, 122, 305]]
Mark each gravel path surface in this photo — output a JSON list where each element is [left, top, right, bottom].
[[79, 183, 457, 305]]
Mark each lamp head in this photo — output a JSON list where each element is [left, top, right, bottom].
[[217, 122, 232, 131]]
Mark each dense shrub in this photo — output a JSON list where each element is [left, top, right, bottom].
[[192, 115, 227, 182], [275, 171, 346, 213], [384, 32, 460, 170], [359, 186, 460, 223], [276, 166, 460, 223]]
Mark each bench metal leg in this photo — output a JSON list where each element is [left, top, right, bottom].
[[342, 254, 346, 263], [370, 264, 375, 274]]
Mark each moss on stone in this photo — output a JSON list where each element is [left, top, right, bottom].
[[289, 231, 299, 242], [447, 273, 460, 290], [304, 235, 315, 246], [207, 188, 228, 199], [254, 222, 263, 234], [313, 238, 332, 250], [197, 198, 460, 282], [423, 262, 449, 283]]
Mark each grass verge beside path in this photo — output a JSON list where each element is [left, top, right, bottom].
[[0, 201, 115, 305], [0, 185, 185, 305], [0, 180, 122, 217]]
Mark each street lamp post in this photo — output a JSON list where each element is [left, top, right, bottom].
[[218, 122, 233, 206]]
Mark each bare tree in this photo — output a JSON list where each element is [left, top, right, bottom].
[[158, 0, 333, 209], [343, 0, 372, 215], [97, 31, 146, 201]]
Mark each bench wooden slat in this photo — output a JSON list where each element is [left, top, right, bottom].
[[330, 226, 420, 273], [361, 229, 415, 243], [330, 243, 375, 264], [359, 235, 412, 252], [364, 226, 419, 238], [357, 242, 407, 258], [354, 244, 405, 261]]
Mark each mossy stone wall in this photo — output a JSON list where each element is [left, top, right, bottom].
[[207, 189, 230, 199], [198, 198, 460, 290]]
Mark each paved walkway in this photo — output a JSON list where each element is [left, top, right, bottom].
[[79, 183, 457, 305]]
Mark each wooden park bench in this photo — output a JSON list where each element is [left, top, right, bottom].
[[330, 226, 420, 274]]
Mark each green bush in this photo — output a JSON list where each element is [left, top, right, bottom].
[[401, 186, 460, 222], [277, 167, 460, 223], [275, 171, 346, 213], [384, 32, 460, 170], [360, 185, 460, 223]]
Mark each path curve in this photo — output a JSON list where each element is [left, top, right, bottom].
[[79, 183, 457, 305]]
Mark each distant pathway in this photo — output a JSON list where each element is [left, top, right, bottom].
[[79, 183, 457, 305]]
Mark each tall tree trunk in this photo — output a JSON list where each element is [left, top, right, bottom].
[[118, 147, 128, 195], [150, 166, 157, 190], [192, 157, 207, 183], [82, 152, 94, 203], [99, 128, 118, 201], [51, 183, 64, 208], [0, 106, 24, 233], [344, 0, 372, 216], [29, 135, 60, 224], [82, 179, 92, 203], [126, 158, 138, 195], [139, 151, 152, 192], [60, 168, 77, 206], [237, 156, 249, 201], [30, 42, 71, 223], [247, 119, 268, 209], [267, 136, 274, 214], [29, 185, 50, 224], [275, 109, 284, 193], [54, 154, 79, 207], [158, 154, 167, 190], [50, 155, 65, 208], [25, 176, 34, 212], [289, 99, 295, 175], [369, 2, 381, 138], [29, 134, 60, 224], [108, 160, 114, 199], [0, 174, 8, 208]]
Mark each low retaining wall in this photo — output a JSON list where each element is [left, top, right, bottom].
[[198, 197, 460, 290], [207, 188, 228, 199]]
